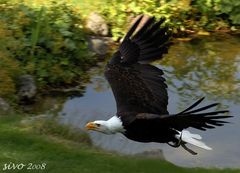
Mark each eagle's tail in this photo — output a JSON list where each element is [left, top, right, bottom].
[[170, 97, 232, 154], [175, 130, 212, 155]]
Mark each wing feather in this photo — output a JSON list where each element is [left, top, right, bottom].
[[105, 63, 168, 114], [105, 15, 171, 115], [136, 98, 232, 131], [109, 15, 172, 65]]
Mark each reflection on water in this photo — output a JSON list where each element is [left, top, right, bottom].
[[59, 34, 240, 168], [160, 34, 240, 106]]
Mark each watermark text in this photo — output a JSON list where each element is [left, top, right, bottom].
[[2, 162, 46, 171]]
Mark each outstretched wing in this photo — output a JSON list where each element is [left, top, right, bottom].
[[136, 97, 232, 131], [109, 15, 172, 65], [105, 15, 172, 115], [105, 63, 168, 114]]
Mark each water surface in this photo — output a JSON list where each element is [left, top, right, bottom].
[[60, 34, 240, 168]]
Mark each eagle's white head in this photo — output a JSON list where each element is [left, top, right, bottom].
[[85, 116, 125, 134]]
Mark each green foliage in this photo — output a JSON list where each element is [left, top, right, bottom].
[[216, 0, 240, 24], [95, 0, 240, 40], [192, 0, 240, 29], [0, 52, 20, 98], [0, 13, 21, 98], [0, 1, 96, 93]]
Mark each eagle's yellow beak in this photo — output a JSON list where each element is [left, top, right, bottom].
[[85, 122, 97, 130]]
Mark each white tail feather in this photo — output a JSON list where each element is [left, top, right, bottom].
[[175, 130, 212, 150]]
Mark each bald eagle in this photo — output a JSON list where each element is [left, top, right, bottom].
[[85, 15, 231, 155]]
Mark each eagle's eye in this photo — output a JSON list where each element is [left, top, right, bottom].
[[95, 123, 101, 127]]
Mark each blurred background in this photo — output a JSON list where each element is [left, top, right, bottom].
[[0, 0, 240, 171]]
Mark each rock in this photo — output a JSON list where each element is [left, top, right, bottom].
[[88, 36, 113, 56], [0, 97, 10, 111], [135, 149, 165, 160], [17, 75, 37, 102], [86, 12, 109, 36]]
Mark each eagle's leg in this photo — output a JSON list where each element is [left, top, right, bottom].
[[167, 129, 183, 148], [167, 141, 181, 148], [181, 143, 198, 155], [167, 130, 198, 155]]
